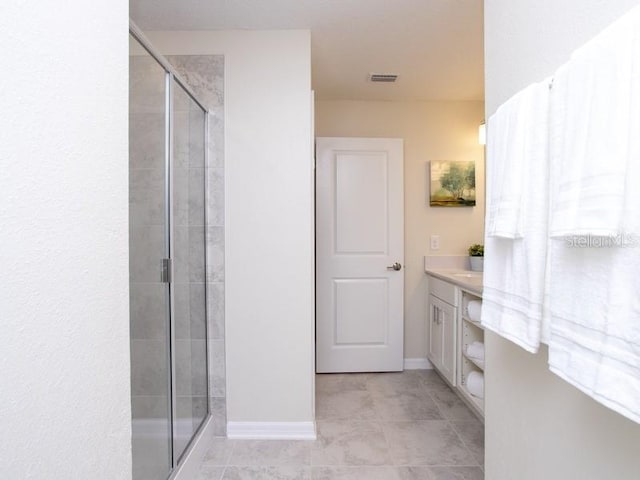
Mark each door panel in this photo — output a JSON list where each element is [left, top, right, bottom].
[[335, 152, 388, 253], [171, 79, 208, 463], [129, 34, 172, 480], [334, 279, 388, 345], [316, 137, 404, 373]]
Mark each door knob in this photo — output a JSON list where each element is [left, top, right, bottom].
[[387, 262, 402, 271]]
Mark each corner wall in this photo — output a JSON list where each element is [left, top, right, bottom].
[[0, 1, 132, 478], [145, 30, 315, 427], [484, 1, 640, 478], [315, 100, 485, 360]]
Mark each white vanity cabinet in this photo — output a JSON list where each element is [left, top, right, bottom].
[[426, 277, 458, 385], [426, 272, 485, 419]]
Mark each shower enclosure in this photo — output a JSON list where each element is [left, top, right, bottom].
[[129, 26, 209, 480]]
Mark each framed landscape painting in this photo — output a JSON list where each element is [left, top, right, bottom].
[[429, 160, 476, 207]]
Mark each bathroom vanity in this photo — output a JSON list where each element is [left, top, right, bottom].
[[425, 266, 485, 419]]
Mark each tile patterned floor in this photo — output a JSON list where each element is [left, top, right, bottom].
[[195, 370, 484, 479]]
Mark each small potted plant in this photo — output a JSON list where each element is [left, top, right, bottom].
[[468, 244, 484, 272]]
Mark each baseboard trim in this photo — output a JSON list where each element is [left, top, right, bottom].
[[404, 357, 433, 370], [227, 421, 317, 440]]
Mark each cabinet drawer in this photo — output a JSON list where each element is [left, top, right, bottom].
[[428, 276, 458, 306]]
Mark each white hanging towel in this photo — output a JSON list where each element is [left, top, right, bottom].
[[481, 79, 551, 353], [484, 81, 535, 239], [549, 4, 640, 239], [548, 5, 640, 424]]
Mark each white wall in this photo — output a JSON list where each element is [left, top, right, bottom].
[[145, 31, 315, 424], [484, 1, 640, 478], [485, 0, 640, 111], [0, 1, 131, 478], [316, 100, 485, 360]]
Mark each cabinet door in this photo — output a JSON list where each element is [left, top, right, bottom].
[[427, 294, 457, 385], [427, 294, 443, 372], [440, 299, 457, 385]]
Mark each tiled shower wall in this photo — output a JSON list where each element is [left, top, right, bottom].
[[169, 55, 226, 436]]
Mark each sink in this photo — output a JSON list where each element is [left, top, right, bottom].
[[426, 268, 483, 290], [444, 271, 483, 288]]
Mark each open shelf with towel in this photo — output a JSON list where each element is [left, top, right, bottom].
[[462, 348, 484, 371], [461, 319, 484, 370], [460, 367, 485, 413], [461, 291, 483, 327], [458, 289, 485, 417]]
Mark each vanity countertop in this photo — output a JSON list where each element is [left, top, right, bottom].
[[425, 268, 483, 295]]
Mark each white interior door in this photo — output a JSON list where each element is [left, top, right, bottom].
[[316, 137, 404, 373]]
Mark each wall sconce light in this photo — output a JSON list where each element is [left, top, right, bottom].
[[478, 121, 486, 145]]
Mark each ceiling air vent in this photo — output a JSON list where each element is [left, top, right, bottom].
[[369, 73, 398, 83]]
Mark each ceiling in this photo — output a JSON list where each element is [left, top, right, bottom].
[[130, 0, 484, 102]]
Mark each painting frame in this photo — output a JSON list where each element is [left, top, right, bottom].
[[429, 160, 476, 207]]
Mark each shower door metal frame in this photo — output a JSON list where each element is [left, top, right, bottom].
[[129, 20, 211, 477], [167, 75, 211, 466]]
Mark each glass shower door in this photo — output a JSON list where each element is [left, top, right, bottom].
[[171, 79, 208, 461], [129, 35, 173, 480]]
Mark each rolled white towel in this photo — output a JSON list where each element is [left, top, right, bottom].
[[467, 371, 485, 399], [466, 341, 485, 361], [467, 300, 482, 322]]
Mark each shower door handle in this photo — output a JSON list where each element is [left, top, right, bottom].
[[161, 258, 172, 283]]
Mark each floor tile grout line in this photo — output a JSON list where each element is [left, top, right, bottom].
[[368, 383, 385, 422], [368, 373, 447, 423], [422, 384, 451, 421], [449, 420, 483, 467], [376, 419, 399, 466], [223, 438, 237, 466]]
